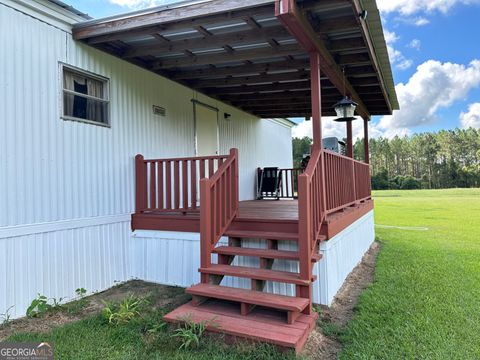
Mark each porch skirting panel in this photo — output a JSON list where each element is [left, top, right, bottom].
[[314, 210, 375, 305], [131, 210, 375, 306]]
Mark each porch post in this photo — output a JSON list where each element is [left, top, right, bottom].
[[363, 117, 370, 164], [346, 121, 353, 158], [310, 52, 322, 150]]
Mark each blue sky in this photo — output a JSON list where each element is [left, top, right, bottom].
[[68, 0, 480, 139]]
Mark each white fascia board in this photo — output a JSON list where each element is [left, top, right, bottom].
[[1, 0, 84, 32], [265, 118, 297, 129]]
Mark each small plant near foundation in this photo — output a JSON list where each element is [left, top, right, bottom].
[[66, 288, 89, 315], [26, 294, 53, 317], [172, 314, 217, 350], [0, 305, 14, 327], [102, 295, 147, 325]]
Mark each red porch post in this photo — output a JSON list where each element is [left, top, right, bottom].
[[310, 52, 322, 149], [346, 121, 353, 158], [363, 117, 370, 164]]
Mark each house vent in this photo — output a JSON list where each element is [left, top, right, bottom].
[[152, 105, 166, 116]]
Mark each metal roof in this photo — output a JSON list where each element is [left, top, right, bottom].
[[47, 0, 91, 20], [72, 0, 398, 119]]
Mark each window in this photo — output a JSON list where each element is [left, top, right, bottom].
[[61, 65, 110, 126]]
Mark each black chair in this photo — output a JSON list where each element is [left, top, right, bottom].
[[257, 167, 281, 200]]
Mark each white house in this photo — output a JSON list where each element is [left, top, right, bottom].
[[0, 0, 397, 351]]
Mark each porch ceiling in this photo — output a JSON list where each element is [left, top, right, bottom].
[[72, 0, 398, 119]]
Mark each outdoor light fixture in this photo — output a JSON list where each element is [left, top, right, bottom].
[[333, 67, 358, 122], [333, 96, 358, 122], [359, 10, 368, 20]]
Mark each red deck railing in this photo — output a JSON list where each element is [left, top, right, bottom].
[[200, 148, 239, 272], [354, 161, 372, 201], [323, 150, 357, 213], [297, 148, 326, 281], [278, 168, 303, 198], [296, 148, 372, 281], [135, 153, 229, 214]]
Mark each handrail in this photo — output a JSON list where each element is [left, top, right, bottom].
[[134, 153, 229, 214], [297, 147, 325, 281], [200, 148, 239, 272]]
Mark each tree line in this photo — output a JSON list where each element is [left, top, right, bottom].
[[292, 128, 480, 190]]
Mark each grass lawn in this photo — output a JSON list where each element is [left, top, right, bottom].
[[340, 188, 480, 359], [4, 188, 479, 359]]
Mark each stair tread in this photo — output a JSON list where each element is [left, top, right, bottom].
[[199, 264, 315, 285], [213, 246, 323, 262], [213, 246, 299, 260], [187, 284, 309, 312], [164, 301, 317, 351], [224, 230, 299, 241]]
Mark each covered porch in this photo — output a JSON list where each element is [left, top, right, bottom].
[[73, 0, 397, 352]]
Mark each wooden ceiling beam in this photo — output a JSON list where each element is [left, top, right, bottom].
[[314, 16, 359, 34], [329, 37, 366, 52], [202, 79, 340, 95], [203, 81, 312, 94], [337, 52, 371, 65], [73, 0, 276, 40], [124, 26, 291, 58], [350, 0, 393, 113], [188, 70, 311, 88], [349, 76, 380, 86], [170, 59, 310, 79], [218, 90, 341, 102], [276, 0, 370, 119], [152, 43, 304, 69]]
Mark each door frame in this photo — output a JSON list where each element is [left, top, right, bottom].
[[192, 99, 220, 156]]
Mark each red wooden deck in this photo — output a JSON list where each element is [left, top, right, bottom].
[[132, 199, 373, 240]]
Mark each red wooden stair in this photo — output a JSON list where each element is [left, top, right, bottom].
[[163, 148, 326, 353], [199, 264, 316, 285]]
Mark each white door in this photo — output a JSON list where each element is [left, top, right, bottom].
[[195, 103, 219, 156]]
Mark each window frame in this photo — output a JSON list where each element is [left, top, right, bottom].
[[59, 63, 111, 127]]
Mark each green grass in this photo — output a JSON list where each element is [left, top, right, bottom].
[[8, 188, 480, 359], [7, 302, 295, 360], [340, 188, 480, 360]]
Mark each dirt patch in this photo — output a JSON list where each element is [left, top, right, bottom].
[[0, 280, 190, 342], [302, 241, 381, 360]]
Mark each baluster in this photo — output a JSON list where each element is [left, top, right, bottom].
[[182, 160, 188, 209], [158, 161, 164, 210], [166, 161, 171, 209], [191, 160, 197, 209], [150, 161, 156, 210]]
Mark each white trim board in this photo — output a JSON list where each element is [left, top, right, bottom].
[[0, 214, 131, 238]]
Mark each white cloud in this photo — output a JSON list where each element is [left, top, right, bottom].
[[293, 117, 374, 141], [384, 30, 399, 44], [407, 39, 421, 50], [379, 59, 480, 132], [460, 103, 480, 128], [413, 17, 430, 26], [377, 0, 480, 15], [109, 0, 175, 9], [385, 30, 413, 70]]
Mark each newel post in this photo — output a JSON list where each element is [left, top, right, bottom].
[[230, 148, 239, 213], [297, 174, 312, 281], [135, 154, 147, 213], [199, 178, 212, 282]]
